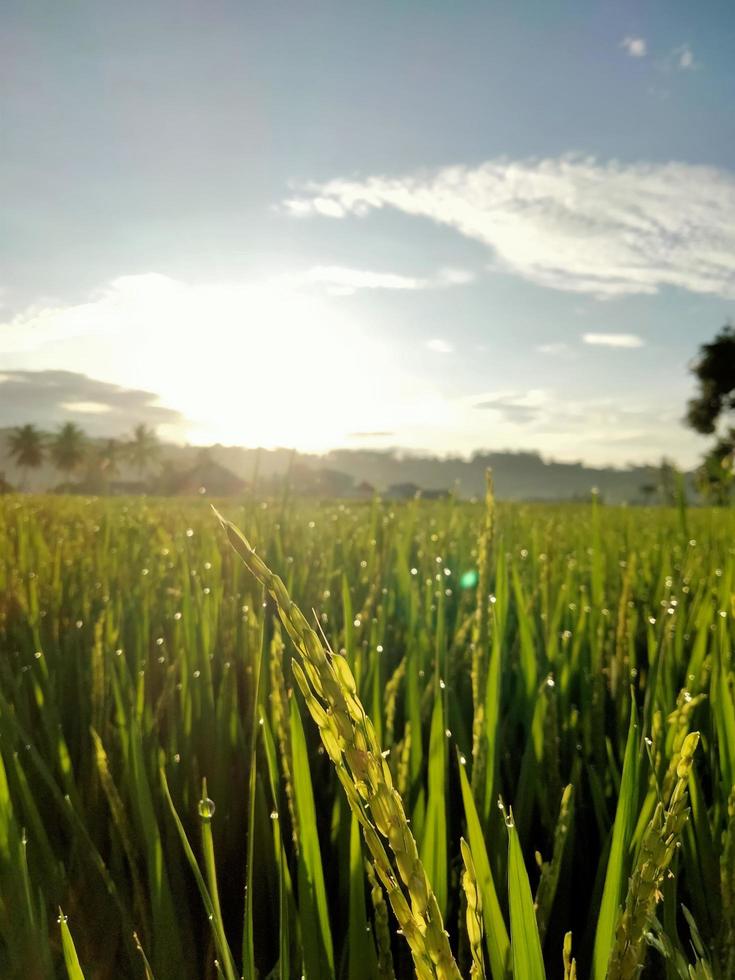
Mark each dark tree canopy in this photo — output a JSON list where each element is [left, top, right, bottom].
[[686, 325, 735, 434]]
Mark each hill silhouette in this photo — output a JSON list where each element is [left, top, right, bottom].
[[0, 430, 695, 503]]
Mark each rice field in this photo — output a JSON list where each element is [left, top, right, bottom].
[[0, 489, 733, 979]]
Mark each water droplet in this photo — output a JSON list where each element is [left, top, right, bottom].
[[34, 651, 42, 660], [198, 797, 216, 821], [270, 810, 279, 820], [186, 528, 194, 537]]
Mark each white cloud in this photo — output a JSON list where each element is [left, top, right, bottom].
[[284, 157, 735, 299], [427, 338, 454, 353], [536, 342, 572, 356], [472, 389, 548, 424], [269, 264, 473, 296], [621, 36, 647, 58], [60, 400, 113, 413], [674, 44, 695, 70], [582, 333, 644, 348], [281, 265, 429, 295]]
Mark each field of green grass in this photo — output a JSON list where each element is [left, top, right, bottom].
[[0, 490, 733, 979]]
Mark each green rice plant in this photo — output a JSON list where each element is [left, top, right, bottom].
[[215, 508, 462, 979], [470, 471, 494, 803], [289, 694, 335, 978], [58, 911, 85, 980], [607, 731, 700, 979], [457, 751, 510, 980], [562, 932, 576, 980], [160, 770, 238, 980], [502, 804, 546, 980], [2, 493, 735, 977], [534, 783, 574, 945], [460, 838, 486, 980], [591, 699, 641, 980], [366, 859, 397, 980]]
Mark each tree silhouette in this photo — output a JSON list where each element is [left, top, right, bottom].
[[50, 423, 87, 482], [639, 482, 657, 504], [695, 435, 734, 505], [126, 424, 160, 478], [98, 438, 124, 480], [7, 425, 46, 490], [687, 326, 735, 502], [687, 326, 735, 434]]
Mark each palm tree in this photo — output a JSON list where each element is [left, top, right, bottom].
[[7, 425, 46, 490], [50, 423, 87, 484], [98, 438, 124, 481], [126, 424, 160, 479], [81, 438, 124, 494]]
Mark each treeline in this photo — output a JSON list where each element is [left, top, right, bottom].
[[4, 422, 159, 491]]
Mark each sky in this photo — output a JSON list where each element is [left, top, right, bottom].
[[2, 0, 734, 467]]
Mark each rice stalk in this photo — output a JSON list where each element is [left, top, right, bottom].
[[366, 859, 397, 980], [269, 621, 299, 854], [607, 730, 700, 979], [215, 509, 462, 980], [460, 838, 486, 980], [471, 471, 494, 802], [534, 783, 573, 944]]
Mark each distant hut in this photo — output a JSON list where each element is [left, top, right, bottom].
[[422, 487, 451, 501], [386, 481, 421, 500], [171, 458, 246, 497]]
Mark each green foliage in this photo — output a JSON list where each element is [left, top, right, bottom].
[[0, 493, 733, 977]]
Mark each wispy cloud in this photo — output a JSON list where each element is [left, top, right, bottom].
[[347, 430, 395, 439], [621, 36, 647, 58], [582, 333, 644, 348], [672, 44, 695, 70], [427, 338, 454, 353], [269, 264, 474, 296], [473, 391, 546, 424], [271, 265, 473, 296], [284, 157, 735, 299], [0, 370, 183, 433], [536, 342, 572, 357]]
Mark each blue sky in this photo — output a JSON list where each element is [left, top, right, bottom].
[[2, 0, 734, 465]]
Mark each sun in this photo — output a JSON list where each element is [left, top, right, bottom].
[[118, 275, 401, 450]]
